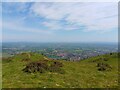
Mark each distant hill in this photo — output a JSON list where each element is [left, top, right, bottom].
[[2, 52, 119, 88]]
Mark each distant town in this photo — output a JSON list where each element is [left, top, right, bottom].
[[2, 42, 118, 61]]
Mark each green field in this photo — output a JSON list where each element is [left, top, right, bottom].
[[2, 53, 119, 88]]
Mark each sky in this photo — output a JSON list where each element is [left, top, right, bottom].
[[2, 2, 118, 42]]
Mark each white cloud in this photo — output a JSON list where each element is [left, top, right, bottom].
[[2, 20, 55, 42], [42, 21, 62, 30], [30, 2, 118, 32], [41, 20, 82, 31], [2, 21, 53, 34]]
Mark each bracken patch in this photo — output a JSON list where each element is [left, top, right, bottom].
[[48, 61, 65, 74], [22, 60, 64, 74], [22, 61, 48, 73], [97, 62, 112, 71]]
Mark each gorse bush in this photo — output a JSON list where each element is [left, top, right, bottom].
[[52, 61, 63, 67], [22, 60, 64, 74], [97, 62, 112, 71], [23, 61, 48, 73], [49, 61, 65, 74]]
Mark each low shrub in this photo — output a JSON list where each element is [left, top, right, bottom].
[[103, 58, 109, 61], [97, 62, 112, 71], [23, 61, 48, 73], [23, 60, 64, 74], [48, 61, 64, 74], [110, 53, 113, 55]]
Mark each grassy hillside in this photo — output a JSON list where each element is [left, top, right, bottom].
[[0, 57, 2, 89], [2, 52, 119, 88]]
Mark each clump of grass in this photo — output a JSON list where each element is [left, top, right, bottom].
[[22, 58, 31, 62], [118, 53, 120, 58], [97, 62, 112, 71], [2, 57, 12, 63], [22, 61, 48, 73], [22, 60, 64, 74], [92, 57, 109, 63], [52, 61, 63, 67], [102, 57, 109, 61], [49, 61, 65, 74]]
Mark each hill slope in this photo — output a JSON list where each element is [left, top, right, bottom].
[[2, 52, 119, 88]]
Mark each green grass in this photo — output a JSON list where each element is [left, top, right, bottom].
[[0, 57, 2, 89], [2, 52, 119, 88]]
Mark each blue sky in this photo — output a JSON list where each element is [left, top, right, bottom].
[[2, 2, 118, 42]]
